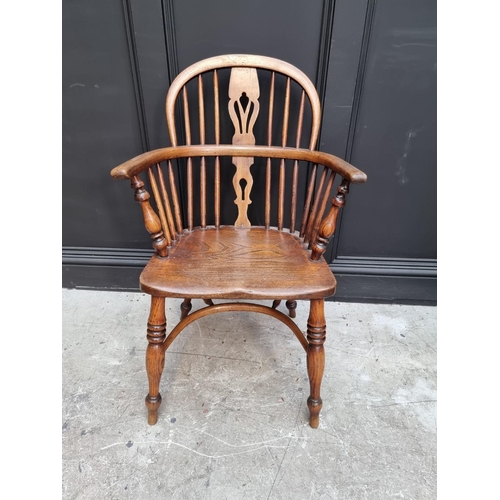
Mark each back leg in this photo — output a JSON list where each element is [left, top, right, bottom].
[[286, 300, 297, 318], [180, 298, 192, 319]]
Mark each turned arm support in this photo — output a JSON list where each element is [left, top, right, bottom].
[[130, 175, 168, 258], [310, 179, 350, 261], [110, 145, 367, 184]]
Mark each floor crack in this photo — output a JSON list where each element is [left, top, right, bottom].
[[369, 399, 437, 409]]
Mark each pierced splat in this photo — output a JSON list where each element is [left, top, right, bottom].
[[228, 67, 260, 228]]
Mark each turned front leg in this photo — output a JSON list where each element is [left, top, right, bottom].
[[145, 296, 166, 425], [307, 298, 326, 428]]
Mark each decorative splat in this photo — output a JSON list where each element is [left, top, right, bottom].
[[228, 67, 260, 228]]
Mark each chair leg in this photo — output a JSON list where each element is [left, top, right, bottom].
[[306, 298, 326, 428], [286, 300, 297, 318], [145, 296, 167, 425], [272, 300, 281, 309], [180, 298, 192, 319]]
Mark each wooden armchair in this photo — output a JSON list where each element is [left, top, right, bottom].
[[110, 55, 367, 428]]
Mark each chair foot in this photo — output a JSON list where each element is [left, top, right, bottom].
[[306, 299, 326, 428], [307, 397, 323, 428], [203, 299, 214, 306], [180, 298, 192, 319], [145, 394, 162, 425], [286, 300, 297, 318], [272, 299, 281, 309], [146, 297, 166, 425]]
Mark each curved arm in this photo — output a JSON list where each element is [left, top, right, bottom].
[[110, 145, 367, 184]]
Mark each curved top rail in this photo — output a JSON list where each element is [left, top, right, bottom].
[[165, 54, 322, 149]]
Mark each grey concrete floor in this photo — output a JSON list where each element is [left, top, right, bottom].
[[62, 290, 436, 500]]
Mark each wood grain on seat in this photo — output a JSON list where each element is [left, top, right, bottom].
[[140, 227, 336, 299]]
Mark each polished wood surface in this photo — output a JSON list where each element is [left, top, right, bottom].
[[130, 176, 168, 258], [165, 54, 322, 150], [147, 167, 170, 247], [306, 298, 326, 428], [228, 67, 260, 228], [110, 54, 367, 428], [286, 299, 297, 319], [163, 302, 308, 352], [155, 164, 177, 243], [213, 70, 221, 228], [167, 160, 183, 236], [111, 145, 366, 183], [265, 71, 275, 229], [311, 179, 350, 261], [180, 298, 192, 320], [140, 227, 336, 299], [145, 296, 166, 425]]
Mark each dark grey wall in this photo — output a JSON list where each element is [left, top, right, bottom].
[[336, 0, 437, 259], [63, 0, 437, 303], [62, 0, 147, 248]]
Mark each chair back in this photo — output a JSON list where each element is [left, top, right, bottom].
[[145, 55, 336, 242]]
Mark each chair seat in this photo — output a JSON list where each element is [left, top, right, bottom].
[[140, 227, 336, 300]]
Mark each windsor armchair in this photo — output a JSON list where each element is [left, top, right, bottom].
[[110, 54, 367, 428]]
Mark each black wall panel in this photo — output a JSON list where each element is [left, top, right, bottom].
[[337, 0, 437, 259], [62, 0, 437, 303], [172, 0, 323, 81], [62, 0, 148, 248]]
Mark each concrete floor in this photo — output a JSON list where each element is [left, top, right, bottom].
[[62, 289, 436, 500]]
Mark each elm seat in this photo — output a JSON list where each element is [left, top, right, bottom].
[[140, 227, 337, 299]]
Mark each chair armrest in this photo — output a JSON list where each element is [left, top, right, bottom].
[[306, 149, 367, 184], [111, 145, 367, 261], [110, 145, 367, 184]]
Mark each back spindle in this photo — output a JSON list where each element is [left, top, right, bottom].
[[167, 160, 184, 235], [182, 86, 193, 231], [198, 75, 206, 228], [277, 159, 285, 231], [309, 170, 335, 248], [304, 167, 328, 244], [300, 163, 318, 238], [156, 163, 177, 243], [147, 167, 171, 247], [278, 77, 291, 230], [282, 77, 291, 146], [214, 70, 221, 228], [265, 71, 275, 229], [290, 90, 306, 233]]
